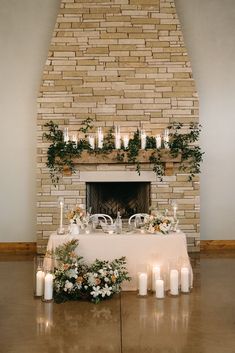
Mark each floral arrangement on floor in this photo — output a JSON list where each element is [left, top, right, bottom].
[[144, 210, 174, 234], [53, 239, 131, 304], [67, 205, 89, 229]]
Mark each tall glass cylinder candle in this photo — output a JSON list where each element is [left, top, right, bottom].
[[34, 256, 45, 297], [138, 272, 148, 296], [115, 125, 121, 149], [88, 135, 95, 149], [63, 127, 69, 143], [97, 127, 103, 149], [164, 129, 169, 149], [181, 267, 190, 293], [152, 266, 161, 291], [170, 269, 179, 296], [140, 130, 146, 149], [155, 134, 161, 149], [43, 272, 53, 301]]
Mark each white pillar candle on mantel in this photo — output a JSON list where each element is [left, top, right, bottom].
[[88, 135, 95, 149], [44, 273, 53, 301], [163, 129, 170, 149], [181, 267, 190, 293], [140, 130, 146, 149], [123, 135, 129, 149], [138, 272, 148, 296], [155, 279, 164, 299], [115, 137, 121, 149], [36, 270, 45, 296], [155, 134, 161, 149], [152, 266, 161, 291], [63, 127, 69, 143], [72, 134, 77, 146], [170, 269, 179, 296]]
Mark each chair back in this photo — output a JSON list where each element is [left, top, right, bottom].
[[90, 214, 114, 225], [128, 213, 148, 227]]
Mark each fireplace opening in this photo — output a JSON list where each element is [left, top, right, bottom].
[[86, 182, 150, 219]]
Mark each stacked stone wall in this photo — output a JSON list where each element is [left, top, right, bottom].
[[37, 0, 199, 253]]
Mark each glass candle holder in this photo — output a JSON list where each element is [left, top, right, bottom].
[[34, 256, 45, 298]]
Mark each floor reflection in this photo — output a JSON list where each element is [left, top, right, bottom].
[[2, 254, 235, 353], [121, 292, 192, 353], [36, 301, 53, 335]]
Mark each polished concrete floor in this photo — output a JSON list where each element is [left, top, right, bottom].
[[0, 252, 235, 353]]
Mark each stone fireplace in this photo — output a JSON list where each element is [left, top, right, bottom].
[[37, 0, 200, 253]]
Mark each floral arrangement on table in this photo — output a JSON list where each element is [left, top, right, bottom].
[[144, 210, 174, 234], [67, 206, 89, 229], [53, 239, 131, 304]]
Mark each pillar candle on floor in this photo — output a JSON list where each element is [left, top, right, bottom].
[[36, 270, 45, 296], [44, 273, 53, 301], [170, 269, 179, 296], [181, 267, 190, 293], [138, 272, 148, 296], [155, 279, 164, 299]]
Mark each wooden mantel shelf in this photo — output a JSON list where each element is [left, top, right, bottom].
[[62, 149, 181, 176], [70, 149, 181, 165]]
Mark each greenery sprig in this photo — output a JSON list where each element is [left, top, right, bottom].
[[43, 119, 203, 185]]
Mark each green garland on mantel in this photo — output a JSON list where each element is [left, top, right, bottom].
[[43, 119, 203, 185]]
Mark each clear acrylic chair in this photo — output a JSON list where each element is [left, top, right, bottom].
[[128, 213, 148, 228], [90, 214, 114, 227]]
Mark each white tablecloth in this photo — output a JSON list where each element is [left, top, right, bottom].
[[44, 231, 193, 291]]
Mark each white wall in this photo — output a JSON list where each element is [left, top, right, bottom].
[[175, 0, 235, 239], [0, 0, 235, 242], [0, 0, 60, 242]]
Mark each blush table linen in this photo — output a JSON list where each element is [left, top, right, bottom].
[[44, 231, 193, 291]]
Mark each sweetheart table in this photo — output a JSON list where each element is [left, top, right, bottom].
[[44, 231, 193, 291]]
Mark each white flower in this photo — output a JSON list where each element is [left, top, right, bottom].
[[67, 269, 78, 279], [114, 270, 119, 277], [91, 286, 101, 298], [159, 223, 168, 234], [64, 280, 73, 292], [87, 273, 98, 286], [101, 284, 112, 297], [104, 277, 110, 283]]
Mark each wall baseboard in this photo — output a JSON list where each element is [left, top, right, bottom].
[[200, 240, 235, 251], [0, 242, 37, 254], [1, 241, 235, 254]]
